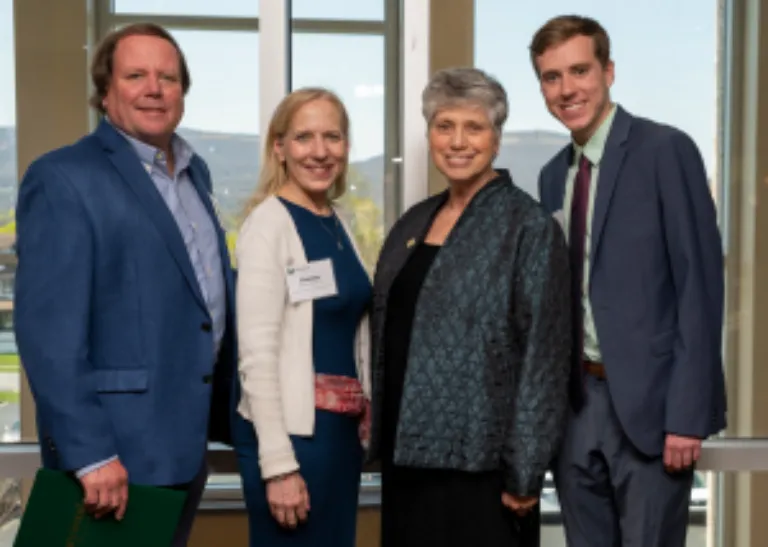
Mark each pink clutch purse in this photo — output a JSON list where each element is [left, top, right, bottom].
[[315, 374, 371, 447]]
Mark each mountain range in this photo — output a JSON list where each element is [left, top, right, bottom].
[[0, 126, 571, 221]]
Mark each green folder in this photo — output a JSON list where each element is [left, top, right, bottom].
[[14, 467, 187, 546]]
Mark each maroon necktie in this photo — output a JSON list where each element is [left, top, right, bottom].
[[570, 154, 592, 304], [569, 154, 591, 397]]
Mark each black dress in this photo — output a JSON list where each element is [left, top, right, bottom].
[[380, 242, 540, 547]]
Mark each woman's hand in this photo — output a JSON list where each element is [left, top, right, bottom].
[[501, 492, 538, 516], [266, 472, 311, 528]]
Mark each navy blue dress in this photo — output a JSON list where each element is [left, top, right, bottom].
[[233, 197, 372, 547]]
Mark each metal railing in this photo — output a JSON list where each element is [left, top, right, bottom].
[[0, 438, 766, 511]]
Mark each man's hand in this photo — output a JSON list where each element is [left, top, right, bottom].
[[501, 493, 538, 516], [79, 459, 129, 520], [664, 433, 702, 472], [266, 472, 310, 529]]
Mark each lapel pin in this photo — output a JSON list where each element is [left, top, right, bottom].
[[406, 238, 416, 248]]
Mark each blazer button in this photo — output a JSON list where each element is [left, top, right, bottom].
[[201, 322, 212, 332], [202, 374, 213, 384]]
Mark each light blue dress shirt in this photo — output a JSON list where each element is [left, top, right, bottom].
[[77, 123, 227, 478]]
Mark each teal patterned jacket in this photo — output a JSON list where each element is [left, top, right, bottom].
[[369, 169, 572, 497]]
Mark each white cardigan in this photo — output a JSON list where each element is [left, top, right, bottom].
[[235, 195, 372, 479]]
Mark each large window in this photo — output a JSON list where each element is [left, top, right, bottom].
[[109, 3, 394, 268], [292, 0, 384, 21], [0, 0, 19, 440], [475, 1, 720, 544], [113, 0, 259, 18], [0, 0, 19, 540]]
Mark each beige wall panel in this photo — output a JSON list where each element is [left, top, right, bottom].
[[427, 0, 474, 195]]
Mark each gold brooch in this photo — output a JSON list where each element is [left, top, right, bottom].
[[406, 238, 416, 248]]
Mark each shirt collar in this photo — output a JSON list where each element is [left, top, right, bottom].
[[105, 117, 195, 176], [572, 103, 617, 166]]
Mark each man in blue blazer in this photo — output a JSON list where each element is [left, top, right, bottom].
[[531, 15, 726, 545], [14, 23, 236, 546]]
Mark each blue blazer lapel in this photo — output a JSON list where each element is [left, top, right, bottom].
[[95, 121, 209, 312], [590, 105, 631, 268]]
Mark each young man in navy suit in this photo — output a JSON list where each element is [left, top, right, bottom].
[[14, 23, 237, 546], [532, 15, 726, 546]]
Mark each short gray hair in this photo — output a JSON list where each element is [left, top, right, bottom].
[[421, 67, 508, 135]]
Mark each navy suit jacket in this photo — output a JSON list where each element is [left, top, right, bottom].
[[538, 106, 726, 457], [14, 121, 237, 486]]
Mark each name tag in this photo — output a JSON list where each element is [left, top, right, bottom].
[[286, 259, 338, 304]]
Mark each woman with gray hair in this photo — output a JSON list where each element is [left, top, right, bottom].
[[368, 67, 572, 546]]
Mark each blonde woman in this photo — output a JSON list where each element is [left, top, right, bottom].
[[232, 88, 371, 546]]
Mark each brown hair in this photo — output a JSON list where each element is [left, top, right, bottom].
[[89, 23, 191, 114], [529, 15, 611, 77], [241, 88, 351, 219]]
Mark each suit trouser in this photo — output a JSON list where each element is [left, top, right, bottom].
[[169, 463, 209, 547], [553, 375, 694, 547]]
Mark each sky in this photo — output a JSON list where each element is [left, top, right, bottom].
[[0, 0, 718, 172]]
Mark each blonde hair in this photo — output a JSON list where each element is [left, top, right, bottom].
[[242, 87, 350, 218]]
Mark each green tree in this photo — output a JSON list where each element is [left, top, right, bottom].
[[338, 167, 384, 273]]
